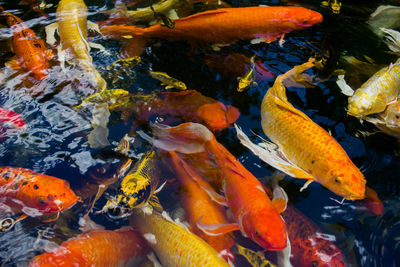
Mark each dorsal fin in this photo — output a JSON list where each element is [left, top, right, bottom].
[[176, 9, 228, 22]]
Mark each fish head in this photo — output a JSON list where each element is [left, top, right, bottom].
[[196, 102, 239, 131], [286, 7, 323, 29], [348, 92, 388, 117], [240, 209, 287, 250], [174, 81, 187, 90], [322, 161, 366, 200], [23, 177, 79, 214], [382, 101, 400, 127]]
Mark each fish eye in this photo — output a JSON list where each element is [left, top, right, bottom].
[[255, 230, 260, 236], [38, 197, 46, 205], [334, 177, 342, 184]]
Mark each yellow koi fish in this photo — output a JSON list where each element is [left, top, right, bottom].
[[337, 28, 400, 117], [150, 71, 187, 90], [45, 0, 107, 91], [75, 89, 130, 109], [364, 99, 400, 139], [237, 55, 257, 92], [321, 0, 341, 14], [131, 211, 231, 267], [103, 151, 162, 217], [236, 58, 366, 200]]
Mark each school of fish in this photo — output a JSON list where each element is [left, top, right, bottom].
[[0, 0, 397, 266]]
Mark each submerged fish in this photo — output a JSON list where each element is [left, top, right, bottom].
[[237, 55, 257, 92], [75, 89, 130, 109], [282, 205, 346, 267], [131, 211, 231, 267], [236, 58, 366, 200], [103, 151, 161, 217], [138, 122, 288, 251], [0, 167, 79, 231], [101, 6, 322, 46], [0, 6, 52, 80], [364, 99, 400, 139], [150, 71, 187, 90], [337, 28, 400, 117], [29, 228, 149, 267], [321, 0, 341, 14], [0, 107, 26, 129], [45, 0, 107, 91], [368, 5, 400, 37], [166, 151, 235, 263], [110, 90, 240, 132]]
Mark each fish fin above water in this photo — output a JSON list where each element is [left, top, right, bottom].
[[45, 22, 58, 45], [5, 59, 21, 70], [196, 217, 240, 236], [235, 124, 314, 180], [336, 74, 354, 96]]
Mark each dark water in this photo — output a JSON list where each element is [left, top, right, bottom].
[[0, 0, 400, 266]]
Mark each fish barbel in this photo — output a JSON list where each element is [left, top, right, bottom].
[[101, 6, 322, 45], [131, 211, 231, 267], [237, 59, 366, 200], [29, 228, 149, 267]]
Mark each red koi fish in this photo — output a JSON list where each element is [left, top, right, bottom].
[[0, 6, 52, 80], [282, 205, 346, 267], [139, 122, 288, 251], [0, 107, 26, 129], [29, 228, 150, 266], [166, 151, 235, 263], [0, 167, 79, 230], [358, 186, 384, 215], [110, 90, 240, 132], [101, 6, 322, 45]]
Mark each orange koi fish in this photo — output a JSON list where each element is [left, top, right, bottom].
[[236, 59, 366, 200], [166, 151, 235, 263], [0, 167, 78, 230], [110, 90, 240, 132], [138, 122, 288, 251], [101, 6, 322, 45], [0, 6, 52, 80], [29, 228, 149, 266], [283, 205, 346, 267]]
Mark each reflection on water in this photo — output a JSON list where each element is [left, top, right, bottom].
[[0, 0, 400, 266]]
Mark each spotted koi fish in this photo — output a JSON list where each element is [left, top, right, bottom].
[[0, 6, 52, 80]]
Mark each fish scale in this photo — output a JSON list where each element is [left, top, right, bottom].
[[260, 60, 366, 199], [133, 212, 230, 267]]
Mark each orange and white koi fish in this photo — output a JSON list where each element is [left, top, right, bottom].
[[0, 167, 79, 231], [0, 6, 52, 80], [236, 59, 366, 200], [166, 151, 235, 263], [131, 211, 231, 267], [45, 0, 107, 91], [101, 6, 322, 46], [138, 122, 288, 251], [29, 228, 149, 266]]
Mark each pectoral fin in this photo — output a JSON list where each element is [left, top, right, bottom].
[[235, 124, 314, 180], [271, 179, 288, 213], [336, 74, 354, 96], [45, 22, 58, 45], [5, 59, 22, 70], [196, 217, 240, 236], [87, 21, 101, 34]]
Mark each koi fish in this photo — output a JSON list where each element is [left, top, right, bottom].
[[359, 186, 384, 215], [102, 151, 162, 217], [364, 99, 400, 139], [0, 167, 79, 231], [282, 205, 346, 267], [231, 243, 276, 267], [204, 53, 275, 83], [101, 6, 322, 46], [337, 28, 400, 117], [109, 90, 240, 132], [166, 151, 235, 263], [0, 107, 26, 129], [236, 58, 366, 200], [138, 122, 288, 250], [131, 211, 231, 267], [150, 71, 187, 90], [45, 0, 107, 91], [237, 55, 257, 92], [29, 228, 150, 267], [75, 89, 130, 109], [0, 6, 52, 80], [368, 5, 400, 37], [321, 0, 341, 14]]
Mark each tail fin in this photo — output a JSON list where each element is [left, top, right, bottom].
[[381, 28, 400, 54], [137, 122, 214, 154]]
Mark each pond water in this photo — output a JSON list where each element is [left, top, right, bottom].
[[0, 0, 399, 266]]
